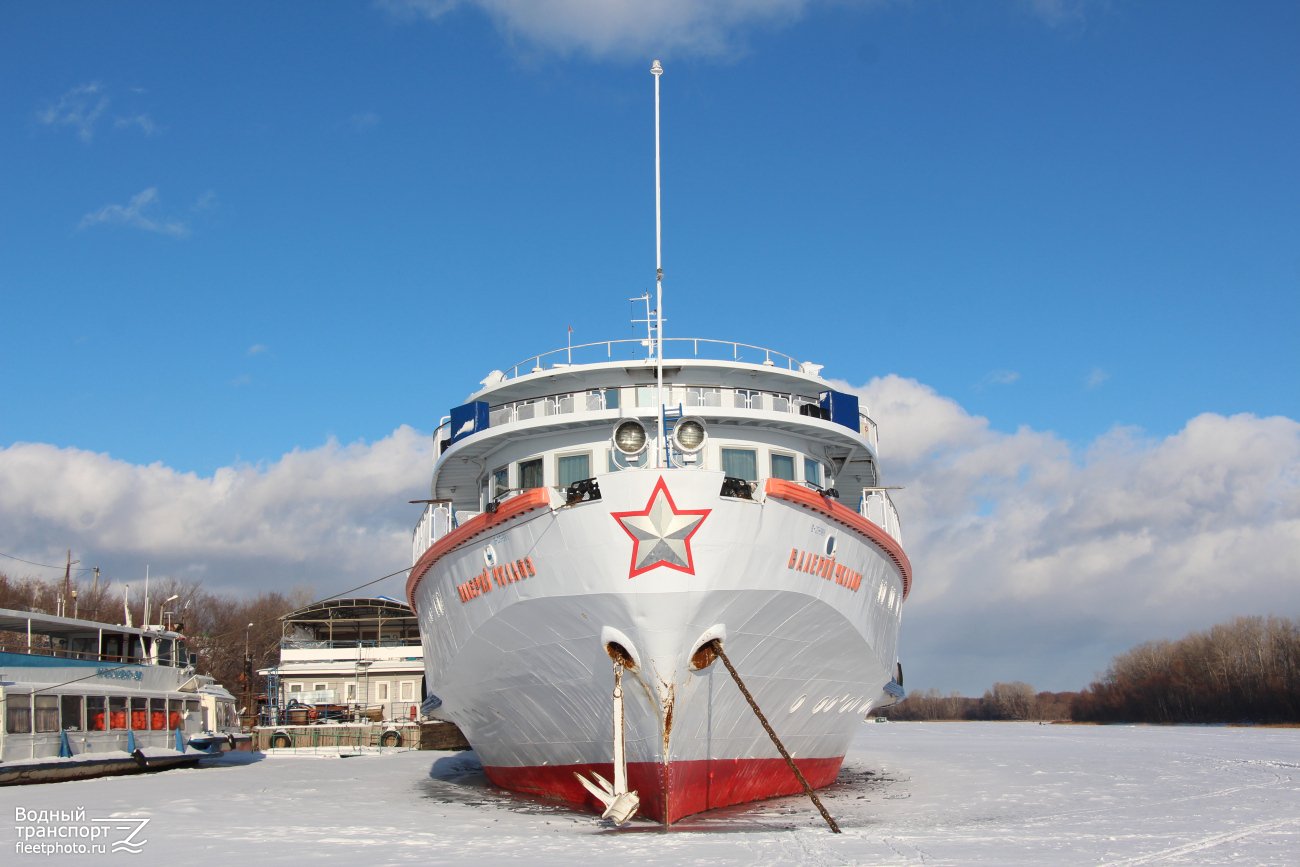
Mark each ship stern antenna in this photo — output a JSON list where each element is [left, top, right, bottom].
[[652, 58, 665, 466]]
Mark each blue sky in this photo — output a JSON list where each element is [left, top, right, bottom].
[[2, 1, 1298, 693]]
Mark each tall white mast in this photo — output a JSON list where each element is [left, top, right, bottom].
[[652, 59, 665, 466]]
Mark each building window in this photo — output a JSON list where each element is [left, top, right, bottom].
[[346, 684, 357, 701], [377, 683, 390, 701], [518, 458, 544, 489], [492, 466, 509, 499], [721, 448, 758, 481], [400, 681, 414, 701], [289, 683, 303, 693], [313, 683, 327, 691], [805, 458, 822, 487], [558, 453, 590, 486], [771, 454, 795, 481]]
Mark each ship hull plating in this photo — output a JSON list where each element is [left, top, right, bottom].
[[409, 469, 905, 823]]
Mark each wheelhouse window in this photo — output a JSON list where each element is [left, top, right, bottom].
[[805, 458, 822, 487], [721, 448, 758, 481], [518, 458, 544, 489], [6, 696, 31, 734], [557, 453, 590, 487], [771, 454, 795, 481], [61, 695, 83, 731], [491, 467, 509, 500]]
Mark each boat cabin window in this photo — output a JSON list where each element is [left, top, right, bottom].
[[6, 696, 31, 734], [131, 697, 147, 730], [87, 696, 106, 731], [34, 695, 59, 732], [103, 636, 122, 661], [721, 448, 758, 482], [805, 458, 822, 487], [70, 637, 96, 659], [156, 638, 173, 666], [518, 458, 543, 489], [557, 453, 590, 487], [168, 699, 182, 729], [109, 697, 128, 730], [61, 695, 83, 731], [185, 700, 200, 719], [771, 454, 795, 481], [491, 467, 509, 499], [128, 636, 144, 662], [150, 698, 167, 730]]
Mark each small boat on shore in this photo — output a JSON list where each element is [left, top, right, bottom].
[[0, 607, 245, 786]]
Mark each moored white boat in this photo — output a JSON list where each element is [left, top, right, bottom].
[[407, 61, 911, 824]]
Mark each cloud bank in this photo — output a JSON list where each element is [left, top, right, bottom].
[[381, 0, 1108, 59], [79, 188, 189, 238], [3, 380, 1296, 692]]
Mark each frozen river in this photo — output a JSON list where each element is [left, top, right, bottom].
[[5, 722, 1298, 864]]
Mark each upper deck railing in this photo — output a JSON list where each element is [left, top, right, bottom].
[[498, 338, 815, 381]]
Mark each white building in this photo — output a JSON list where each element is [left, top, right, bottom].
[[263, 597, 424, 722]]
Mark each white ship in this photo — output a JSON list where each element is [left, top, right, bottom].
[[0, 607, 242, 785], [408, 61, 910, 824]]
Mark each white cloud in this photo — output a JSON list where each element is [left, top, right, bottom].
[[379, 0, 824, 58], [79, 188, 189, 238], [4, 381, 1296, 694], [978, 369, 1020, 389], [36, 82, 109, 142], [837, 375, 1300, 692], [1085, 367, 1109, 389], [114, 114, 158, 135], [1023, 0, 1100, 28], [246, 344, 268, 356], [0, 428, 433, 598]]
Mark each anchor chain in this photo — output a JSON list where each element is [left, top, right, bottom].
[[713, 641, 841, 833]]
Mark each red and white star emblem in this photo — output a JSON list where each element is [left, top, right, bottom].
[[611, 477, 711, 579]]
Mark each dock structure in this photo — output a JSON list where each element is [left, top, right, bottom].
[[257, 597, 427, 726]]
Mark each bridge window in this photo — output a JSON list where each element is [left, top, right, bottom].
[[721, 448, 757, 482], [558, 453, 591, 486], [805, 458, 822, 487], [771, 453, 795, 481], [518, 458, 544, 489], [492, 467, 509, 499]]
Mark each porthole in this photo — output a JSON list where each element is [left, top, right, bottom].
[[825, 536, 837, 557]]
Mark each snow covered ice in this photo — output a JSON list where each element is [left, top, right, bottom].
[[4, 721, 1297, 864]]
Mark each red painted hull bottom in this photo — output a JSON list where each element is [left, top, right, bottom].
[[484, 756, 844, 824]]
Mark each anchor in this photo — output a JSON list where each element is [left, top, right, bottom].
[[574, 662, 640, 826]]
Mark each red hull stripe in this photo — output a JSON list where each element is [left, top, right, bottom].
[[484, 756, 844, 824], [406, 488, 552, 610], [764, 478, 913, 600]]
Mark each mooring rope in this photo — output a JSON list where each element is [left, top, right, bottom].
[[712, 641, 841, 833]]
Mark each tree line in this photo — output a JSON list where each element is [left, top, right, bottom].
[[0, 568, 309, 707], [881, 683, 1078, 721], [1073, 615, 1300, 723]]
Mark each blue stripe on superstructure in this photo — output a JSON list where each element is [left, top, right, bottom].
[[0, 650, 142, 671]]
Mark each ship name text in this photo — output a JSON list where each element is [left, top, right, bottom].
[[786, 548, 863, 592], [457, 557, 537, 603]]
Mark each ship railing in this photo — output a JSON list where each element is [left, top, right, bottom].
[[859, 489, 903, 545], [411, 502, 455, 566], [0, 641, 163, 665], [485, 385, 880, 451], [280, 639, 421, 650], [496, 338, 810, 380]]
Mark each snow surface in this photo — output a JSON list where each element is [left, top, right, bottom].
[[4, 722, 1298, 864]]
